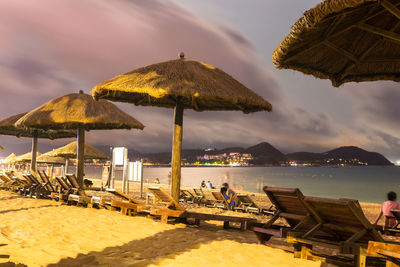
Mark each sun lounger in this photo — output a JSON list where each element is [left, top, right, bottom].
[[148, 187, 257, 230], [253, 186, 316, 243], [286, 196, 384, 266], [67, 194, 92, 206], [104, 188, 151, 214], [50, 176, 80, 202], [65, 174, 85, 196], [179, 189, 195, 204], [234, 194, 261, 214], [38, 171, 55, 193], [211, 191, 230, 209], [192, 188, 209, 204], [368, 241, 400, 267], [386, 210, 400, 235]]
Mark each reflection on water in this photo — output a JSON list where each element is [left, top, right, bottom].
[[47, 165, 400, 203]]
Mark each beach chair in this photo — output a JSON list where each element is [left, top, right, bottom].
[[286, 196, 384, 266], [148, 187, 257, 230], [179, 189, 195, 204], [211, 191, 230, 209], [65, 174, 85, 196], [252, 186, 316, 243], [104, 188, 151, 214], [38, 170, 56, 193], [23, 174, 44, 197], [233, 194, 259, 213], [368, 241, 400, 267], [193, 188, 215, 206], [50, 176, 76, 201], [385, 210, 400, 235], [67, 194, 92, 206]]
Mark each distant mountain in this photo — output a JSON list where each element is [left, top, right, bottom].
[[108, 142, 392, 166], [323, 146, 393, 165], [287, 146, 393, 166], [244, 142, 287, 165]]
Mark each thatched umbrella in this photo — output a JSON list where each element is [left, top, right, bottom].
[[91, 53, 272, 201], [16, 91, 144, 187], [0, 113, 75, 172], [3, 153, 16, 164], [37, 153, 68, 178], [14, 152, 42, 163], [273, 0, 400, 87]]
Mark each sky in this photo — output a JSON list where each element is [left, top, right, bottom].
[[0, 0, 399, 162]]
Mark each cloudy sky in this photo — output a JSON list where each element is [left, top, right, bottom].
[[0, 0, 399, 162]]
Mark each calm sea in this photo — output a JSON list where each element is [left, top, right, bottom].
[[72, 166, 400, 204]]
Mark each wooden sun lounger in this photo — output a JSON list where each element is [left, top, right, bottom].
[[67, 194, 92, 206], [386, 210, 400, 234], [253, 186, 316, 243], [179, 189, 195, 204], [148, 187, 257, 230], [192, 188, 209, 204], [234, 194, 261, 214], [368, 241, 400, 267], [23, 174, 43, 197], [211, 191, 230, 209], [105, 188, 151, 214], [66, 174, 85, 196], [286, 197, 384, 266]]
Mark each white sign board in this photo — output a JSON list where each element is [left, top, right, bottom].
[[113, 147, 127, 166], [128, 161, 143, 181]]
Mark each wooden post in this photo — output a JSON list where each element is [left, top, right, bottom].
[[171, 101, 184, 201], [76, 127, 85, 188], [65, 159, 69, 174], [30, 133, 38, 172]]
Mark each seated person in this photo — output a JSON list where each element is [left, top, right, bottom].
[[374, 191, 400, 229], [221, 187, 236, 207]]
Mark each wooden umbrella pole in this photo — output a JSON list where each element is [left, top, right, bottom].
[[76, 127, 85, 188], [31, 133, 38, 173], [65, 158, 69, 174], [171, 101, 184, 201]]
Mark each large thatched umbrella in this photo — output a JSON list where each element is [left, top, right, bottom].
[[37, 154, 66, 165], [273, 0, 400, 87], [91, 53, 272, 201], [0, 113, 75, 172], [16, 91, 144, 187]]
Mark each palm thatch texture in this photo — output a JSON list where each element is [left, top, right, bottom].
[[46, 141, 108, 160], [13, 152, 42, 163], [16, 91, 144, 187], [0, 113, 75, 172], [92, 53, 272, 201], [273, 0, 400, 87], [36, 154, 66, 165]]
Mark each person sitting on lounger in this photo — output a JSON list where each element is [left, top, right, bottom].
[[200, 180, 206, 188], [221, 187, 235, 207], [374, 191, 400, 228]]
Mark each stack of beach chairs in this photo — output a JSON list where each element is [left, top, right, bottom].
[[3, 170, 400, 266]]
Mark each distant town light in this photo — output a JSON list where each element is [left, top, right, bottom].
[[396, 160, 400, 166]]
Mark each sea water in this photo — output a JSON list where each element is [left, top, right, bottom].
[[78, 166, 400, 204]]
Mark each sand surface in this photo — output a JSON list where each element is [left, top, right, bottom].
[[0, 190, 320, 267]]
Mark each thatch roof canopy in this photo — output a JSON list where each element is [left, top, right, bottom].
[[272, 0, 400, 87], [15, 92, 145, 130], [3, 153, 16, 164], [91, 55, 272, 113], [47, 141, 108, 160], [0, 113, 76, 139], [37, 153, 66, 165], [0, 145, 3, 150], [14, 152, 42, 163]]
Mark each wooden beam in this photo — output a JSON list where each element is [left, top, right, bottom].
[[76, 127, 85, 188], [381, 0, 400, 21], [171, 100, 184, 202], [357, 23, 400, 43], [322, 40, 359, 63], [324, 14, 345, 39], [30, 133, 38, 172]]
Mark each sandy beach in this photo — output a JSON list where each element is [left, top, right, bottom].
[[0, 188, 321, 267]]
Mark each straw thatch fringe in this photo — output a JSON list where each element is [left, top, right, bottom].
[[13, 152, 42, 163], [92, 58, 272, 113], [15, 93, 144, 131], [46, 141, 108, 160], [0, 113, 76, 139], [272, 0, 400, 87], [37, 154, 66, 165]]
